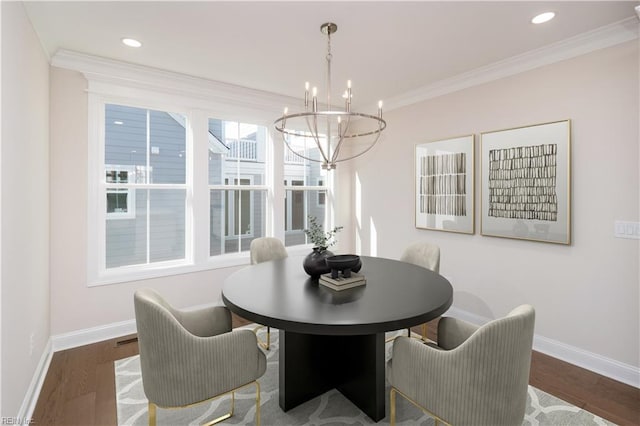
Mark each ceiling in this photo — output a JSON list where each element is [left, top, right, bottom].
[[24, 1, 638, 109]]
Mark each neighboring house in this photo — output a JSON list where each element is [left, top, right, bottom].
[[104, 104, 325, 268]]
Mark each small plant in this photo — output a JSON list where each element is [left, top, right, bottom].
[[304, 216, 343, 251]]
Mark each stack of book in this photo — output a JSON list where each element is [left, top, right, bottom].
[[319, 272, 366, 291]]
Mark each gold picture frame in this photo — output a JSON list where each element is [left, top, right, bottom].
[[480, 120, 571, 244], [415, 134, 475, 234]]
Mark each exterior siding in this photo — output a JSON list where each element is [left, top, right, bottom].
[[104, 108, 325, 267], [105, 105, 186, 267]]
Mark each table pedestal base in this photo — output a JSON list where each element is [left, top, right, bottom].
[[279, 330, 385, 422]]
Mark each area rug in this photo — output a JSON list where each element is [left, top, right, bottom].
[[115, 326, 614, 425]]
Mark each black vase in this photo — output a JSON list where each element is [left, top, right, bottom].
[[303, 248, 334, 278]]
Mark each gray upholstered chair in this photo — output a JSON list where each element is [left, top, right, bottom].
[[134, 288, 267, 426], [388, 304, 535, 426], [249, 237, 288, 350], [395, 241, 441, 342], [400, 241, 440, 274]]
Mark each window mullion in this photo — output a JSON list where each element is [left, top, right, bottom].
[[145, 110, 151, 264], [191, 110, 209, 265]]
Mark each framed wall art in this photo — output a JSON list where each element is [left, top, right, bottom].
[[415, 134, 475, 234], [480, 120, 571, 244]]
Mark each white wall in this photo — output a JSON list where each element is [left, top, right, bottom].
[[49, 67, 247, 335], [1, 2, 50, 416], [349, 41, 639, 370], [48, 35, 638, 385]]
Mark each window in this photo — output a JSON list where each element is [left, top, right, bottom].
[[209, 119, 267, 256], [86, 70, 334, 285], [282, 134, 328, 247], [103, 104, 187, 269]]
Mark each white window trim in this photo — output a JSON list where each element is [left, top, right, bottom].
[[77, 52, 333, 286], [89, 97, 194, 285]]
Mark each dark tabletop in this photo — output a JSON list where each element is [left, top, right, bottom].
[[222, 255, 453, 336]]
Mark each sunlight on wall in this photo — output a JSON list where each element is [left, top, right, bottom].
[[370, 216, 377, 256], [355, 172, 362, 253]]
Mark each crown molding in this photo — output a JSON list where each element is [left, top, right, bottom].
[[51, 49, 299, 114], [383, 17, 639, 112], [51, 16, 638, 115]]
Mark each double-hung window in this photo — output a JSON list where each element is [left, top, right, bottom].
[[208, 119, 268, 256], [102, 104, 188, 270], [283, 134, 328, 247], [86, 69, 332, 285]]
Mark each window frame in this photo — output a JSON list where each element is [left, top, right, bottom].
[[85, 72, 333, 286]]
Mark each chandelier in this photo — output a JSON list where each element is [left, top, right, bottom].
[[274, 22, 386, 170]]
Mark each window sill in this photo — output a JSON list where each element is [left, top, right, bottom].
[[88, 253, 252, 287], [88, 245, 316, 287]]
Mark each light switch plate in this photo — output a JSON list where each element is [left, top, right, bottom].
[[614, 221, 640, 239]]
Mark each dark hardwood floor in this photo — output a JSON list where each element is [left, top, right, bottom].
[[33, 316, 640, 425]]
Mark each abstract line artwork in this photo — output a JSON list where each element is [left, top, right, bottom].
[[488, 144, 557, 221], [415, 134, 474, 234], [481, 120, 571, 244], [419, 152, 467, 216]]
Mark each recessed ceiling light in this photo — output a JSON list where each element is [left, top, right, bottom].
[[531, 12, 555, 25], [121, 38, 142, 48], [114, 120, 124, 125]]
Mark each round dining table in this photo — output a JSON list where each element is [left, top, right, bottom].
[[222, 255, 453, 422]]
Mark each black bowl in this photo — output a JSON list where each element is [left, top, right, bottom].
[[325, 255, 361, 276], [325, 254, 360, 270]]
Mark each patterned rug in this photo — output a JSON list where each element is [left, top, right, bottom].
[[115, 326, 615, 425]]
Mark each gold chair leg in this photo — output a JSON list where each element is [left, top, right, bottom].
[[203, 391, 234, 426], [265, 326, 270, 350], [390, 387, 397, 426], [421, 323, 428, 343], [392, 386, 451, 426], [150, 381, 260, 426], [254, 324, 270, 350], [407, 323, 431, 343], [148, 402, 156, 426], [255, 380, 261, 426]]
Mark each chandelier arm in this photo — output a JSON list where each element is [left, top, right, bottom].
[[331, 127, 383, 163], [306, 115, 330, 165], [281, 134, 323, 163], [330, 113, 352, 163]]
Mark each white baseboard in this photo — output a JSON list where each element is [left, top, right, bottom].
[[21, 304, 638, 420], [447, 306, 640, 389], [17, 339, 53, 421], [51, 318, 137, 352]]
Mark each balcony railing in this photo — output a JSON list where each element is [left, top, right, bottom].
[[227, 139, 257, 161], [285, 148, 305, 164]]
